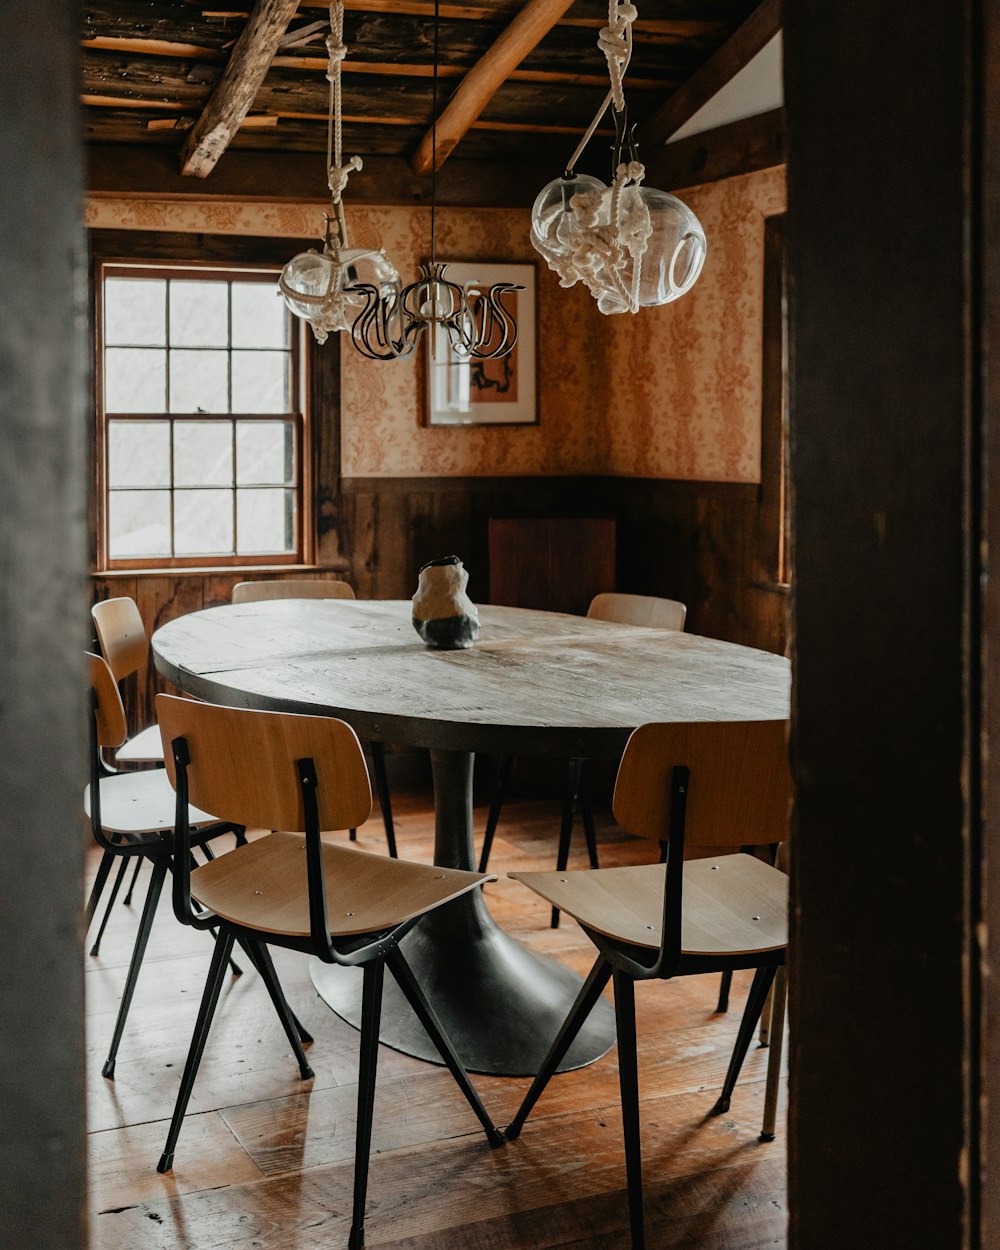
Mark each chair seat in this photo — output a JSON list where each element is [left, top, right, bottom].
[[115, 723, 165, 766], [510, 853, 787, 956], [190, 832, 494, 939], [84, 769, 215, 834]]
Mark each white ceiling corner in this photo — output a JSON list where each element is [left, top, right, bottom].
[[667, 32, 783, 144]]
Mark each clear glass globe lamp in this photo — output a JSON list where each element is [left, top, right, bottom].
[[280, 243, 400, 343]]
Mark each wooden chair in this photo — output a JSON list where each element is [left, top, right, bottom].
[[85, 653, 263, 1079], [231, 579, 398, 860], [231, 578, 356, 603], [478, 593, 688, 930], [92, 596, 165, 765], [153, 694, 503, 1247], [89, 596, 167, 953], [586, 592, 687, 631], [505, 720, 790, 1250]]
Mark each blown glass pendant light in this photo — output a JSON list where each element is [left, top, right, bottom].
[[529, 0, 707, 315], [279, 0, 399, 344]]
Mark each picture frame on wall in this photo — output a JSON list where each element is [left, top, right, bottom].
[[425, 261, 537, 426]]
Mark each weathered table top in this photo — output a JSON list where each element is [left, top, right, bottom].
[[152, 599, 790, 759]]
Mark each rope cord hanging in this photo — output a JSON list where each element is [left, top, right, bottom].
[[325, 0, 361, 214], [278, 0, 399, 344]]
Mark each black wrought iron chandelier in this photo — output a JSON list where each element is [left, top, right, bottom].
[[280, 0, 521, 362], [346, 0, 521, 361]]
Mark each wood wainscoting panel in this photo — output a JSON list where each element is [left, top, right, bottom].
[[91, 473, 787, 740], [488, 516, 616, 617]]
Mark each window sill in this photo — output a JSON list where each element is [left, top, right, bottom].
[[92, 564, 327, 579]]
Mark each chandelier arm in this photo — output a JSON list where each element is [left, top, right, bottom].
[[468, 285, 522, 360]]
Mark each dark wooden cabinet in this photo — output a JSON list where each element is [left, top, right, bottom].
[[488, 517, 616, 617]]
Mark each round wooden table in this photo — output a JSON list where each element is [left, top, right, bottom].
[[152, 599, 790, 1076]]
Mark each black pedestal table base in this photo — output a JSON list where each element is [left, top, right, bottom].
[[310, 891, 615, 1076], [310, 747, 616, 1076]]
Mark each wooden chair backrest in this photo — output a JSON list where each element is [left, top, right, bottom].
[[587, 592, 687, 631], [613, 720, 790, 848], [157, 695, 372, 833], [92, 596, 148, 682], [232, 579, 356, 604], [86, 652, 128, 749]]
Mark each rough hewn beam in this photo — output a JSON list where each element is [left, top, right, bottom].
[[87, 144, 558, 207], [642, 107, 785, 192], [637, 0, 781, 152], [411, 0, 577, 175], [180, 0, 299, 177]]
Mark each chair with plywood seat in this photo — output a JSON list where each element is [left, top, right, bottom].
[[153, 694, 503, 1248], [478, 593, 688, 929], [231, 578, 356, 604], [586, 592, 687, 631], [92, 596, 165, 766], [504, 719, 790, 1250], [231, 578, 398, 860], [85, 653, 276, 1080], [88, 595, 172, 953]]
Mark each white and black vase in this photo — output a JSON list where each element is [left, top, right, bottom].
[[412, 555, 480, 650]]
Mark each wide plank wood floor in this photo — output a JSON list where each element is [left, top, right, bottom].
[[86, 780, 787, 1249]]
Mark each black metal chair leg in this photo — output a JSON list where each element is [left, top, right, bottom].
[[369, 741, 398, 858], [85, 848, 115, 929], [386, 947, 503, 1146], [102, 857, 168, 1079], [349, 960, 385, 1250], [506, 955, 613, 1140], [204, 925, 243, 979], [349, 827, 357, 841], [192, 846, 243, 978], [551, 759, 584, 928], [236, 939, 313, 1044], [237, 938, 314, 1078], [121, 856, 143, 906], [716, 970, 733, 1013], [713, 964, 778, 1115], [579, 773, 600, 870], [613, 968, 645, 1250], [478, 754, 512, 873], [157, 928, 236, 1174], [760, 966, 787, 1142], [89, 856, 129, 956]]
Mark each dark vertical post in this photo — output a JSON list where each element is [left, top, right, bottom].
[[980, 1, 1000, 1242], [786, 2, 975, 1246], [0, 2, 88, 1247]]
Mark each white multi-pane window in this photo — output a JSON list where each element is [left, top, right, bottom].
[[98, 265, 306, 568]]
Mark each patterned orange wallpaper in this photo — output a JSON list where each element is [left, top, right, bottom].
[[335, 206, 608, 478], [86, 163, 785, 483], [605, 165, 787, 482]]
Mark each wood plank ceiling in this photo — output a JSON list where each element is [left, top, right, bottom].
[[81, 0, 766, 183]]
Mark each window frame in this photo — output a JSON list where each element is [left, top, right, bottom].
[[94, 256, 314, 573], [755, 212, 790, 589]]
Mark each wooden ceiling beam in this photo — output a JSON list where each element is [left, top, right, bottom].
[[272, 55, 669, 90], [315, 0, 726, 36], [411, 0, 577, 175], [642, 106, 785, 192], [180, 0, 300, 177], [86, 143, 557, 207], [637, 0, 780, 152]]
